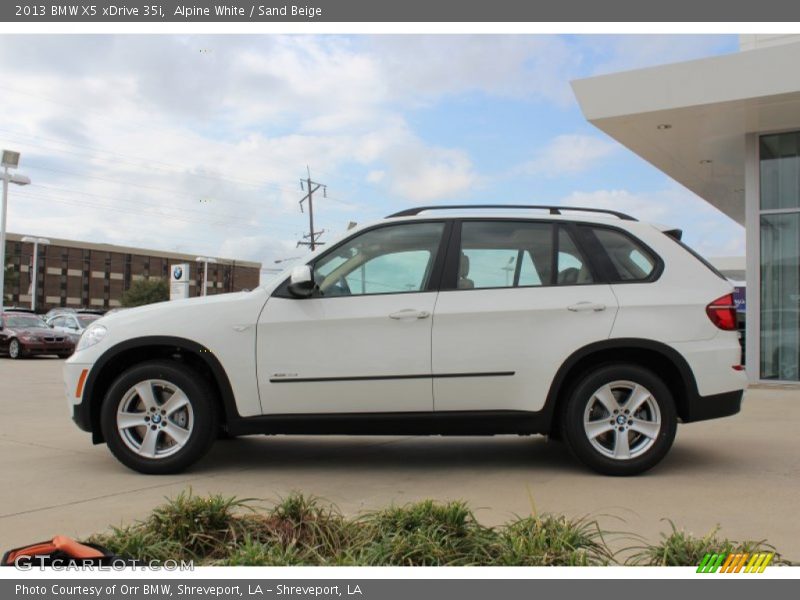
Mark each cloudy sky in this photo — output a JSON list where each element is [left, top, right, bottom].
[[0, 34, 743, 277]]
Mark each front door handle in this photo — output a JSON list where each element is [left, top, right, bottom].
[[389, 309, 431, 320], [567, 302, 607, 312]]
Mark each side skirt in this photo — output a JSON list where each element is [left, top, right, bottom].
[[226, 410, 551, 437]]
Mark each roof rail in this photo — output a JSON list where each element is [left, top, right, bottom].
[[386, 204, 637, 221]]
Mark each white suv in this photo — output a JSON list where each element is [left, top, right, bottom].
[[64, 205, 746, 476]]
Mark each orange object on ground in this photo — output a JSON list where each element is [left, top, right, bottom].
[[2, 536, 106, 566]]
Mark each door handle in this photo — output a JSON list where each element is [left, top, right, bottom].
[[567, 302, 607, 312], [389, 309, 431, 320]]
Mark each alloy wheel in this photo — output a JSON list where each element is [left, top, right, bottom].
[[582, 380, 662, 460], [116, 379, 194, 459]]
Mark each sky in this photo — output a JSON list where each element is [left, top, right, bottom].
[[0, 34, 744, 278]]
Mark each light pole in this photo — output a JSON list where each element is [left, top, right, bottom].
[[195, 257, 217, 297], [21, 236, 50, 311], [1, 150, 31, 312], [274, 256, 303, 265]]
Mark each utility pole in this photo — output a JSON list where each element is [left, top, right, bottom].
[[297, 166, 327, 251]]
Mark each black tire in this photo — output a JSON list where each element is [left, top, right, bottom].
[[8, 339, 24, 359], [100, 360, 217, 474], [561, 364, 677, 476]]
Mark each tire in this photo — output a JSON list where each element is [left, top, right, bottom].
[[8, 339, 23, 359], [100, 360, 217, 474], [561, 364, 677, 476]]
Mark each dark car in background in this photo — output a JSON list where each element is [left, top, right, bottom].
[[0, 312, 75, 359]]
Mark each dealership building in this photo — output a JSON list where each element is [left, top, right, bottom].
[[573, 34, 800, 385], [3, 232, 261, 311]]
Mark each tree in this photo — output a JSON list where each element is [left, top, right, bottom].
[[120, 278, 169, 308]]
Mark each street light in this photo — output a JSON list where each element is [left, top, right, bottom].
[[21, 236, 50, 311], [274, 256, 303, 264], [1, 149, 31, 312], [195, 256, 217, 297]]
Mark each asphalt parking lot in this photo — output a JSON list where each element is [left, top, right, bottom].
[[1, 357, 799, 560]]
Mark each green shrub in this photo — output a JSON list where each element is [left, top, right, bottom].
[[88, 493, 789, 567], [121, 278, 169, 307], [106, 490, 252, 560], [626, 520, 787, 566], [492, 515, 613, 566], [354, 500, 496, 566]]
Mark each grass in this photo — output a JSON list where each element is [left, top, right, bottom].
[[88, 492, 790, 567]]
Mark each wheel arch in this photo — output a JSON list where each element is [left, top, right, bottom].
[[78, 336, 239, 443], [545, 338, 699, 437]]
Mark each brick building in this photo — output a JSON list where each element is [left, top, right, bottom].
[[3, 233, 261, 311]]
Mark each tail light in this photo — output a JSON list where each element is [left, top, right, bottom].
[[706, 294, 737, 331]]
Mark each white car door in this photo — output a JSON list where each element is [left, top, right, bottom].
[[49, 316, 69, 334], [257, 221, 449, 414], [432, 220, 619, 413]]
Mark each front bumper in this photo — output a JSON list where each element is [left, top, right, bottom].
[[63, 361, 93, 432], [21, 340, 74, 355]]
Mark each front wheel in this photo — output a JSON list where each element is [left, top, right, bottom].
[[561, 365, 677, 476], [8, 339, 23, 359], [100, 361, 217, 474]]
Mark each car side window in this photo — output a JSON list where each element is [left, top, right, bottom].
[[590, 227, 657, 281], [458, 221, 553, 289], [557, 227, 594, 285], [312, 222, 445, 297]]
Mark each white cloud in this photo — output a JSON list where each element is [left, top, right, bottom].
[[387, 145, 477, 202], [557, 187, 745, 257], [523, 134, 617, 176], [585, 35, 735, 76], [0, 34, 739, 266]]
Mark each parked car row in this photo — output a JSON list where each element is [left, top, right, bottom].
[[0, 307, 108, 359]]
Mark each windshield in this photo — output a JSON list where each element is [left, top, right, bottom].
[[77, 314, 100, 327], [4, 314, 47, 328]]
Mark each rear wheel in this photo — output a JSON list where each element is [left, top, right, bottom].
[[561, 364, 677, 476], [100, 361, 217, 474]]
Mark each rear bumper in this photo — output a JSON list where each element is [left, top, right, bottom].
[[682, 389, 743, 423]]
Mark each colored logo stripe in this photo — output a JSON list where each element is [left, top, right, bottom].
[[697, 552, 774, 573]]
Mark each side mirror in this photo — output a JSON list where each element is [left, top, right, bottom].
[[288, 265, 316, 298]]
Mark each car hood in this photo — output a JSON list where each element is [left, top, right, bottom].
[[94, 289, 270, 336]]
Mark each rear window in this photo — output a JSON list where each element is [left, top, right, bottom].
[[590, 227, 657, 282]]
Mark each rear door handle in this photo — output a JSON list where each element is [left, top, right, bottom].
[[567, 302, 607, 312], [389, 309, 431, 320]]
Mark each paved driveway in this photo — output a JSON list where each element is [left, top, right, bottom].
[[1, 358, 798, 560]]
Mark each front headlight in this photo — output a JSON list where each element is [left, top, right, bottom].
[[76, 324, 107, 352]]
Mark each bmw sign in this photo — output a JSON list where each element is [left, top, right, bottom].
[[170, 263, 190, 300]]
